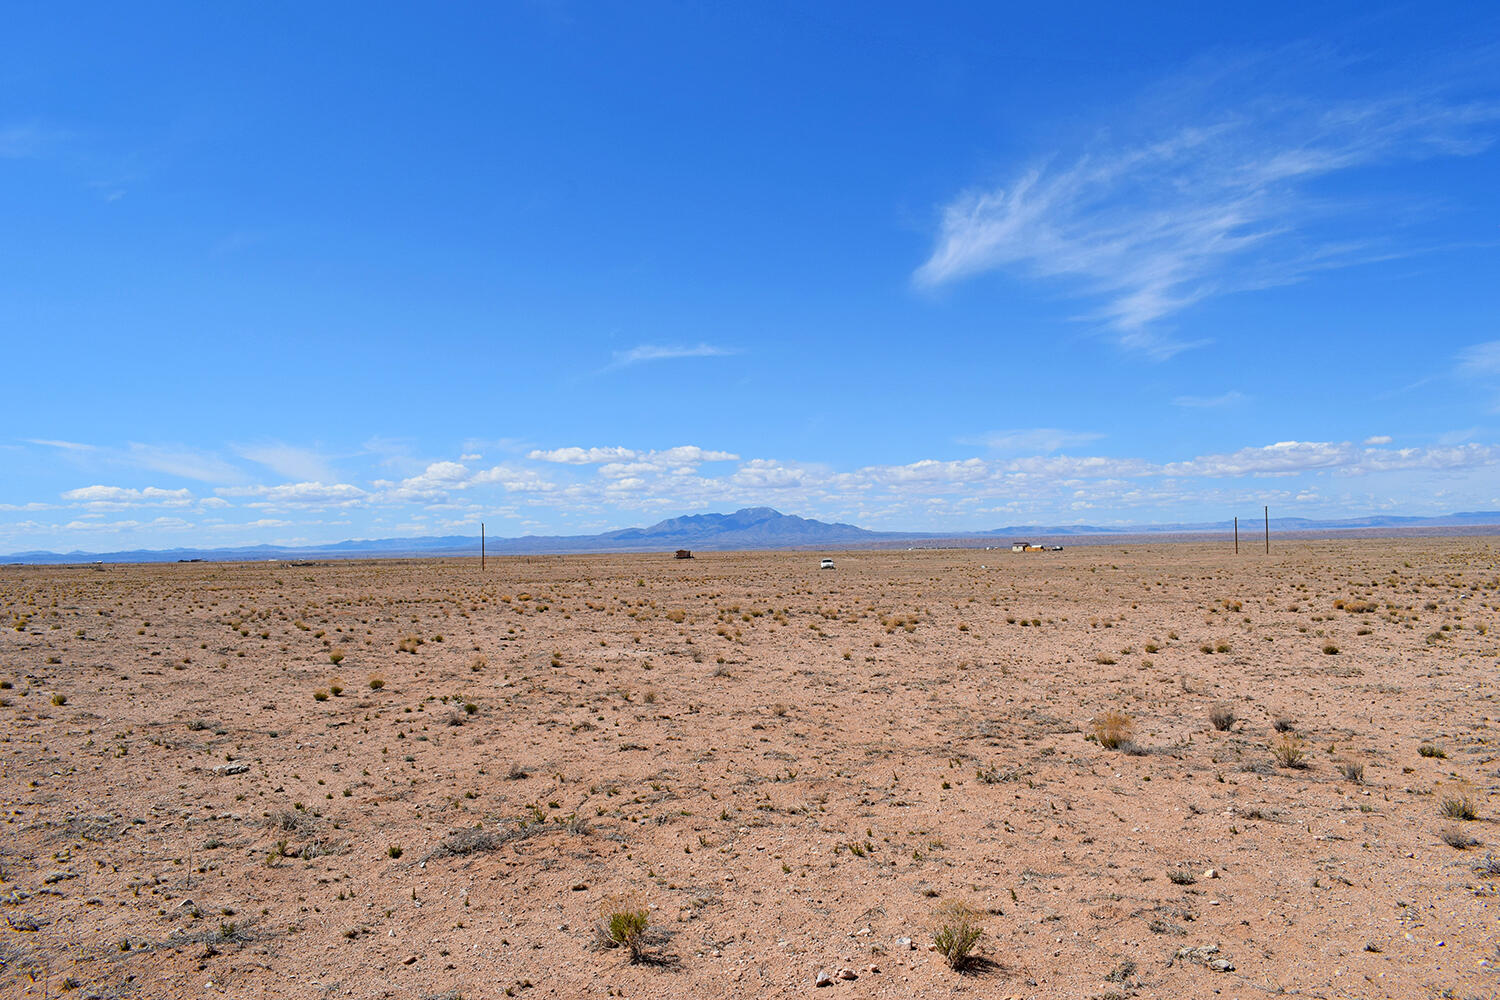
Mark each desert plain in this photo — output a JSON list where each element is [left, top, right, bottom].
[[0, 538, 1497, 999]]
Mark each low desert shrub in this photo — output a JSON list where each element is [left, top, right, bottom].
[[1092, 710, 1135, 750], [1272, 734, 1307, 769], [426, 827, 499, 859], [1441, 826, 1479, 849], [1418, 743, 1446, 759], [1440, 783, 1479, 821], [597, 899, 650, 961], [1209, 704, 1236, 731], [931, 900, 983, 971], [1339, 760, 1365, 784]]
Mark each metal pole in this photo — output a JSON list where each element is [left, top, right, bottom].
[[481, 523, 485, 571], [1264, 506, 1269, 554], [1234, 516, 1238, 554]]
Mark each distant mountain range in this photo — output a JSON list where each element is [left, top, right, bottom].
[[7, 506, 1500, 564]]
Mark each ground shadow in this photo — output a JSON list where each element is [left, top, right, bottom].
[[631, 950, 682, 970], [956, 955, 1008, 978]]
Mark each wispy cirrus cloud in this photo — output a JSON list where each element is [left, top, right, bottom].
[[1173, 391, 1248, 408], [0, 123, 64, 159], [608, 343, 738, 368], [916, 67, 1499, 358], [235, 443, 338, 483], [1457, 340, 1500, 376], [962, 428, 1104, 453], [27, 439, 249, 484]]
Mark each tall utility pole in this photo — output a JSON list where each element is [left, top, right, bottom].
[[1234, 516, 1239, 554], [481, 523, 485, 571], [1264, 506, 1269, 554]]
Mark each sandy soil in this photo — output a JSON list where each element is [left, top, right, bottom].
[[1, 539, 1497, 999]]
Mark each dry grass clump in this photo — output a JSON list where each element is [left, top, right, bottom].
[[931, 900, 984, 971], [1091, 710, 1135, 750], [1208, 704, 1236, 731], [1272, 716, 1295, 733], [368, 674, 385, 690], [596, 897, 651, 962], [328, 648, 345, 664], [1272, 734, 1307, 769], [425, 827, 500, 859], [1441, 826, 1480, 849], [1418, 743, 1446, 759], [1439, 782, 1479, 821], [1339, 760, 1365, 784]]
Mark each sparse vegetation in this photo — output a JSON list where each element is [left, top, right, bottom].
[[1272, 734, 1307, 769], [1440, 783, 1479, 821], [597, 899, 651, 962], [1441, 826, 1479, 849], [1091, 710, 1135, 750], [9, 535, 1500, 993], [931, 900, 984, 971]]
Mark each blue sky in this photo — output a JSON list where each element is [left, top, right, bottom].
[[3, 2, 1499, 552]]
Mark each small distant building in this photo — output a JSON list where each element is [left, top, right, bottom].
[[1011, 542, 1054, 553], [1010, 541, 1030, 553], [674, 549, 693, 560]]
